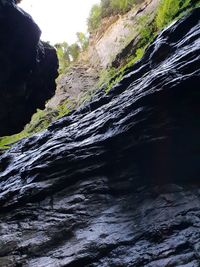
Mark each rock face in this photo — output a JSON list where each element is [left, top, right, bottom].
[[47, 0, 159, 111], [88, 0, 159, 68], [0, 8, 200, 267], [0, 0, 58, 136], [47, 64, 99, 110]]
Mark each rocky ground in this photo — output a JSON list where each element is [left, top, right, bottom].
[[0, 7, 199, 267]]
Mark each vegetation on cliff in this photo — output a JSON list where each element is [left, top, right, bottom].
[[0, 0, 199, 150], [55, 32, 89, 73], [88, 0, 138, 32], [88, 0, 199, 33], [98, 0, 200, 92], [156, 0, 197, 29], [0, 102, 72, 150]]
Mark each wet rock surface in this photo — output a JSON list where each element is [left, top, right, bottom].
[[0, 8, 200, 267], [0, 0, 58, 136]]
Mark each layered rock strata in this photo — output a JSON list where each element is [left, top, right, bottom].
[[0, 8, 199, 267]]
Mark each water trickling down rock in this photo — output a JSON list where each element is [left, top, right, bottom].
[[0, 7, 200, 267]]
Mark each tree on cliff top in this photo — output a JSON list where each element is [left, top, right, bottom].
[[87, 0, 137, 32], [76, 32, 89, 51], [88, 4, 102, 33], [55, 41, 81, 73]]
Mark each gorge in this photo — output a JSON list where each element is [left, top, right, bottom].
[[0, 1, 200, 267]]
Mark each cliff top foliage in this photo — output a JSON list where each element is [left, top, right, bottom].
[[88, 0, 137, 32], [55, 32, 89, 73], [55, 0, 140, 72]]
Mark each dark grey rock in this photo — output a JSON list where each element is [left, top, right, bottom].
[[0, 0, 58, 136], [0, 8, 199, 267]]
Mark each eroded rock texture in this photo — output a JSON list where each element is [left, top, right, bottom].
[[0, 8, 199, 267], [0, 0, 58, 136]]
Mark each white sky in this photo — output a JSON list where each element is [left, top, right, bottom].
[[19, 0, 100, 45]]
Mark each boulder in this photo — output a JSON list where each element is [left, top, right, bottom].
[[0, 0, 58, 136]]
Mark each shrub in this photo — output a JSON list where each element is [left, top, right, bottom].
[[76, 32, 89, 51], [55, 41, 81, 74], [55, 42, 71, 73], [155, 0, 198, 30], [98, 68, 117, 87], [110, 0, 135, 14], [57, 100, 72, 118], [103, 47, 145, 93], [137, 15, 157, 46], [68, 43, 81, 62], [156, 0, 180, 29]]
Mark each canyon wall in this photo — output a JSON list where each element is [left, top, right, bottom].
[[0, 0, 58, 136], [0, 8, 199, 266], [47, 0, 159, 110]]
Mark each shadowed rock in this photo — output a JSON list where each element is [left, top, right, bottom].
[[0, 8, 199, 267], [0, 0, 58, 136]]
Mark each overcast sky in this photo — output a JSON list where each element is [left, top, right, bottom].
[[19, 0, 100, 45]]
